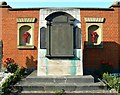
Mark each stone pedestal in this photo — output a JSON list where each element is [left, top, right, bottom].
[[38, 9, 83, 76], [38, 50, 82, 76]]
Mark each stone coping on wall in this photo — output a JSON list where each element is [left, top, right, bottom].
[[8, 7, 114, 11]]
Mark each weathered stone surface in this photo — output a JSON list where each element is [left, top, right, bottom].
[[38, 59, 82, 76], [21, 91, 118, 95], [26, 71, 94, 83]]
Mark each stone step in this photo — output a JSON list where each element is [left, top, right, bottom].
[[15, 82, 107, 92], [14, 71, 117, 95], [26, 71, 94, 83], [24, 72, 94, 83], [21, 90, 118, 95], [23, 76, 94, 83]]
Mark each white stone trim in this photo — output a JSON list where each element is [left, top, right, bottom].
[[85, 17, 105, 23], [85, 23, 103, 46], [17, 23, 34, 48]]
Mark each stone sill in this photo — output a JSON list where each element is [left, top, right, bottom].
[[17, 45, 34, 49]]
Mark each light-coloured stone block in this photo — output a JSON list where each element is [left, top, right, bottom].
[[37, 66, 46, 76]]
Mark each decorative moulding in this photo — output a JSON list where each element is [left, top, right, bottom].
[[17, 18, 36, 23], [84, 18, 105, 23]]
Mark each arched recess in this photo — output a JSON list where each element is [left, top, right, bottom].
[[85, 17, 104, 47], [17, 18, 35, 49], [85, 23, 103, 47], [88, 25, 99, 45], [17, 24, 34, 49], [19, 25, 31, 46]]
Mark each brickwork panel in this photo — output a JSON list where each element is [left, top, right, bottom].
[[2, 8, 39, 68], [80, 8, 119, 73]]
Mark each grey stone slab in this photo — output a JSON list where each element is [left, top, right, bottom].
[[65, 77, 94, 83], [22, 86, 45, 91], [15, 71, 115, 95], [21, 93, 118, 95], [16, 82, 107, 92], [26, 71, 94, 83], [21, 90, 118, 95], [26, 77, 55, 83], [26, 77, 94, 83]]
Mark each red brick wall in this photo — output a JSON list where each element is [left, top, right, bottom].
[[1, 6, 120, 73], [119, 8, 120, 61], [2, 7, 39, 68], [80, 7, 120, 73], [119, 8, 120, 70]]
